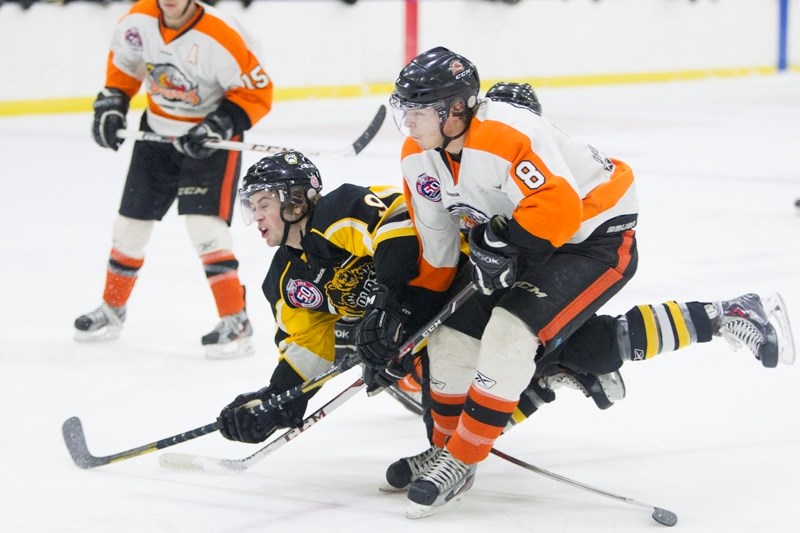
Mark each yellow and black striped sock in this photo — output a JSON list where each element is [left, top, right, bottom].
[[624, 301, 713, 361]]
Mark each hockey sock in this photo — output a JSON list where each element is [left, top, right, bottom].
[[102, 248, 144, 308], [623, 301, 712, 361], [429, 390, 467, 449], [202, 250, 245, 316], [446, 384, 519, 464]]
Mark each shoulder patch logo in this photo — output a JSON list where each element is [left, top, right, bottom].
[[415, 173, 441, 202], [286, 279, 324, 309], [125, 28, 143, 51]]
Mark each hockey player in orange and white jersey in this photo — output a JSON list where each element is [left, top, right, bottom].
[[74, 0, 272, 359], [353, 48, 795, 519]]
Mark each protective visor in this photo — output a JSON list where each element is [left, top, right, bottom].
[[389, 93, 447, 138], [237, 184, 284, 226]]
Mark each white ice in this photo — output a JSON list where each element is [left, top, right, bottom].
[[1, 74, 799, 532]]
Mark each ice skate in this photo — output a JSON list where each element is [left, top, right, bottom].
[[74, 303, 126, 342], [406, 448, 477, 519], [202, 310, 255, 360], [539, 365, 626, 410], [381, 445, 441, 493], [712, 293, 794, 368]]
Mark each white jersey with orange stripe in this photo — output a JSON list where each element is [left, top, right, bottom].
[[105, 0, 272, 136], [400, 99, 639, 291]]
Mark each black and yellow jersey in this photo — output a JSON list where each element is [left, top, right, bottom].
[[262, 183, 422, 382]]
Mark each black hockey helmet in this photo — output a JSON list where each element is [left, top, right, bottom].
[[486, 82, 542, 115], [390, 47, 480, 148], [392, 46, 480, 108], [239, 151, 322, 225]]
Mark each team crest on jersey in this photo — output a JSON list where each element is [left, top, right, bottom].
[[416, 174, 441, 202], [124, 28, 143, 51], [447, 203, 488, 230], [286, 279, 323, 309], [325, 259, 375, 316], [145, 63, 200, 106]]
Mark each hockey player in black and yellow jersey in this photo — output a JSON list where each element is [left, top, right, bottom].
[[215, 151, 446, 443]]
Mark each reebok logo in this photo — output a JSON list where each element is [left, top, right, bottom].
[[474, 371, 496, 389]]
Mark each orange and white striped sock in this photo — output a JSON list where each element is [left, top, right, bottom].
[[202, 250, 245, 317], [102, 247, 144, 308]]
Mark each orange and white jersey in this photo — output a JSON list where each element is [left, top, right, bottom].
[[401, 99, 638, 291], [105, 0, 272, 136]]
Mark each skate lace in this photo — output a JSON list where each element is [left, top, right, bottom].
[[721, 318, 764, 354], [543, 371, 590, 397], [212, 314, 247, 339], [422, 451, 470, 490], [86, 307, 109, 325], [407, 447, 441, 478]]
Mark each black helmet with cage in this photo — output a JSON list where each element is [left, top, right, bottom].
[[238, 151, 322, 230], [486, 82, 542, 115], [390, 46, 480, 148]]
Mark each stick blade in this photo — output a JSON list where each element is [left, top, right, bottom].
[[652, 507, 678, 527], [159, 452, 245, 474], [62, 416, 102, 469], [351, 105, 386, 155]]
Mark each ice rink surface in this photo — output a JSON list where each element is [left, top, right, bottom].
[[1, 74, 799, 532]]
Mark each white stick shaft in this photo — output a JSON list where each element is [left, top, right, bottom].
[[116, 129, 294, 154]]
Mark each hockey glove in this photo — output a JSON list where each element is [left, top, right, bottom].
[[355, 284, 412, 367], [217, 385, 304, 444], [362, 356, 415, 394], [174, 108, 234, 159], [468, 215, 519, 295], [92, 88, 129, 151]]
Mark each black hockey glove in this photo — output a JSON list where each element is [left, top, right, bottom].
[[334, 318, 361, 367], [174, 108, 234, 159], [217, 385, 304, 444], [92, 88, 129, 151], [468, 215, 519, 295], [362, 356, 415, 394], [355, 284, 412, 367]]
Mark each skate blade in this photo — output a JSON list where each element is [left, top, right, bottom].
[[405, 495, 464, 519], [73, 326, 122, 343], [378, 483, 408, 494], [598, 371, 626, 402], [763, 293, 796, 365], [204, 337, 255, 360]]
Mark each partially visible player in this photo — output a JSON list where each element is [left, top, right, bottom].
[[75, 0, 272, 359], [486, 81, 542, 115]]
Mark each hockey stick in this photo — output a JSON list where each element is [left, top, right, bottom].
[[159, 378, 367, 473], [116, 105, 386, 157], [376, 386, 677, 526], [489, 449, 678, 527], [62, 283, 476, 470], [61, 361, 354, 470]]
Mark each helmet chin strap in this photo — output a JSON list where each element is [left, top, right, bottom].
[[278, 205, 312, 247], [439, 123, 468, 151]]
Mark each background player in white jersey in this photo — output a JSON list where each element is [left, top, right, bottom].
[[355, 48, 795, 519], [74, 0, 272, 359]]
